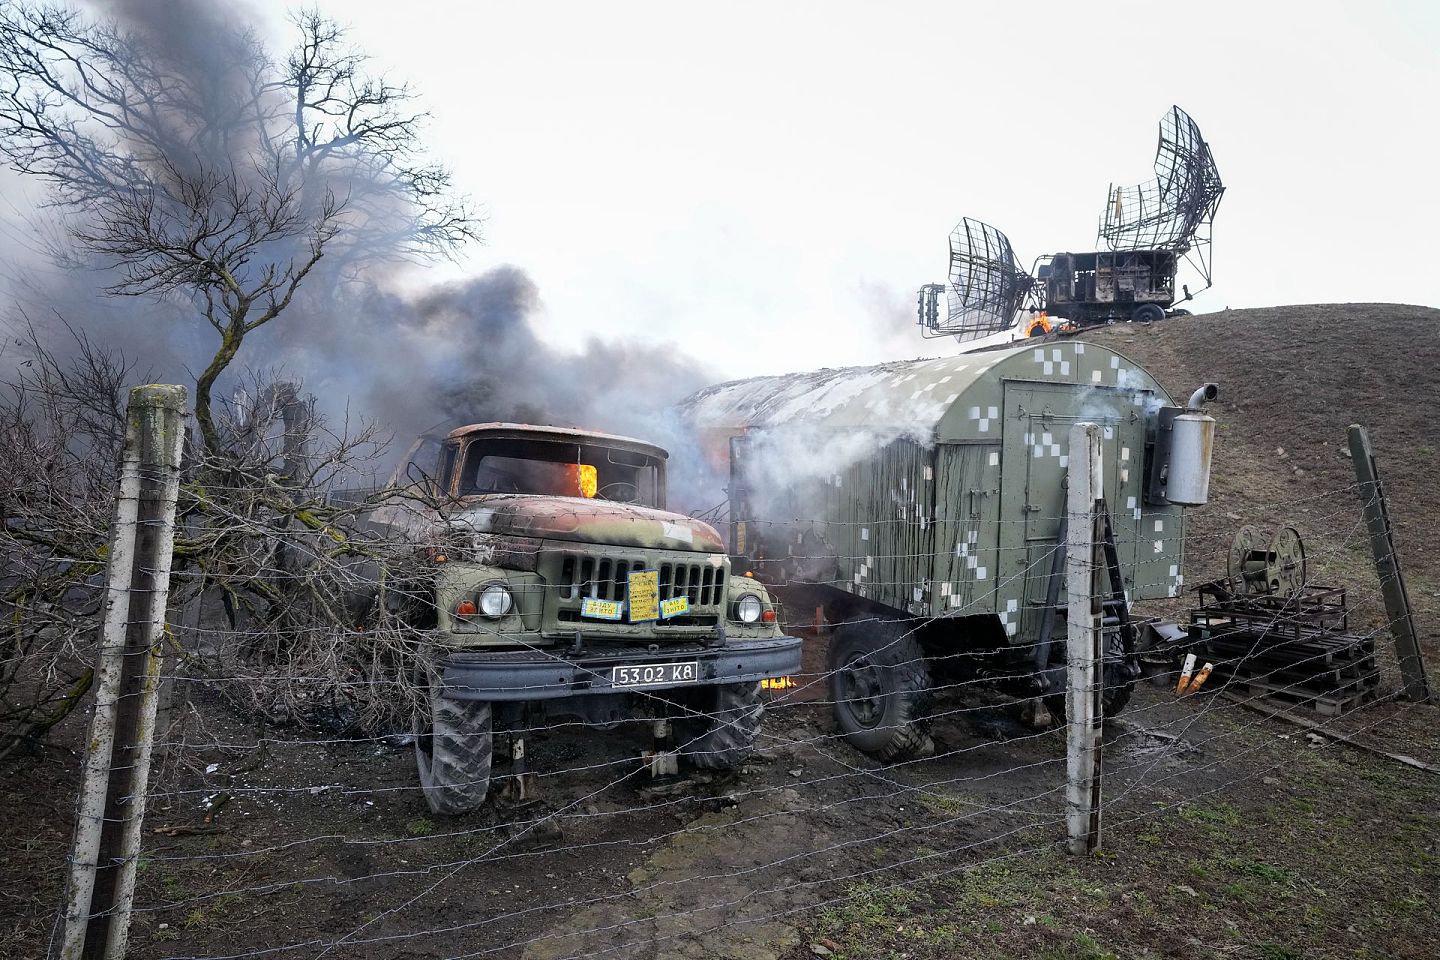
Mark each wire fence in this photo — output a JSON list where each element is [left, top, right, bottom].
[[3, 412, 1437, 960]]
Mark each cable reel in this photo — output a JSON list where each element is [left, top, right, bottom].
[[1227, 525, 1307, 597]]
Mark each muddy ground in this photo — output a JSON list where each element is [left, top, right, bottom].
[[1083, 302, 1440, 629], [4, 628, 1437, 960], [4, 303, 1439, 959]]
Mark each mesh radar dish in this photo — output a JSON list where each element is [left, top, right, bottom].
[[1099, 105, 1224, 285], [917, 217, 1036, 342]]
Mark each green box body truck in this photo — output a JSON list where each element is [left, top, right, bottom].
[[684, 340, 1215, 759]]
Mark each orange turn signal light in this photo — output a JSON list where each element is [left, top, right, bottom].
[[455, 600, 477, 617], [761, 609, 777, 623]]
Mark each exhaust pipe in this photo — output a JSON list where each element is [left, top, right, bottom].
[[1187, 382, 1219, 409]]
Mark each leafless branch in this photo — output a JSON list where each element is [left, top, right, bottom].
[[0, 3, 481, 453]]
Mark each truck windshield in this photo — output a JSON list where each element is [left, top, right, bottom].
[[456, 438, 663, 507]]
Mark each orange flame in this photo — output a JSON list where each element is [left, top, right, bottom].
[[567, 463, 598, 498], [1025, 313, 1053, 337]]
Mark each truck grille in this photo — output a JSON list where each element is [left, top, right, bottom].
[[557, 555, 639, 602], [555, 556, 725, 606], [547, 551, 728, 628], [659, 560, 725, 606]]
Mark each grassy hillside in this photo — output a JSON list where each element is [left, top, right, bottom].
[[1081, 302, 1440, 645]]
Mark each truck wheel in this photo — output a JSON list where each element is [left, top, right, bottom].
[[1131, 303, 1166, 324], [829, 618, 933, 762], [1043, 634, 1136, 725], [414, 663, 493, 815], [1044, 682, 1134, 726], [680, 682, 764, 770]]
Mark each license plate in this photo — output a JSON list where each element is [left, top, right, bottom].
[[611, 661, 699, 688]]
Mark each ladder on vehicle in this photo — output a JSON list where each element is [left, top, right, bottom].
[[1033, 501, 1137, 670]]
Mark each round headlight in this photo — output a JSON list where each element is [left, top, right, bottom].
[[735, 594, 763, 624], [478, 582, 513, 618]]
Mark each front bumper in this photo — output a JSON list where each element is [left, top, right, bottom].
[[439, 635, 802, 701]]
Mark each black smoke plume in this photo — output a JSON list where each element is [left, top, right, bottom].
[[1, 2, 728, 509]]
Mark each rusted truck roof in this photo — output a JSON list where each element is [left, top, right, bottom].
[[445, 422, 669, 460]]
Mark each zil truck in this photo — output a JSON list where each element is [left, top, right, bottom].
[[374, 423, 802, 814]]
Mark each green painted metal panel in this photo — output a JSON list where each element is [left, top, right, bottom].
[[997, 379, 1171, 642], [689, 338, 1194, 640], [931, 443, 1000, 617], [827, 438, 935, 612]]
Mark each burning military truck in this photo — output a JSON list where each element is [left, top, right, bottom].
[[684, 342, 1216, 760], [372, 423, 802, 814]]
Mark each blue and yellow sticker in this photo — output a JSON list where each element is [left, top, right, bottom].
[[659, 596, 690, 619], [580, 597, 624, 621]]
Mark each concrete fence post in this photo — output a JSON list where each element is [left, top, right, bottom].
[[1347, 423, 1428, 702], [1066, 422, 1105, 855], [61, 384, 187, 960], [1347, 424, 1430, 702]]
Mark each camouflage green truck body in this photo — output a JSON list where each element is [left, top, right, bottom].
[[685, 340, 1187, 646]]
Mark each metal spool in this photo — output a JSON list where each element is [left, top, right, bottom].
[[1227, 525, 1307, 597], [1228, 525, 1265, 594], [1270, 527, 1307, 597]]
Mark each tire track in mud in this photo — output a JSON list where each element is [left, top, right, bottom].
[[520, 788, 820, 960]]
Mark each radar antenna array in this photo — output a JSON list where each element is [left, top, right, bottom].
[[1099, 105, 1225, 284], [917, 217, 1036, 341]]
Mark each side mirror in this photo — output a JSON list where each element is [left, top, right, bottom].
[[406, 460, 439, 498]]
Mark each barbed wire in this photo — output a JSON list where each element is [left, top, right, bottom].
[[7, 420, 1435, 960], [115, 601, 1416, 915], [129, 594, 1414, 892], [137, 684, 1425, 960]]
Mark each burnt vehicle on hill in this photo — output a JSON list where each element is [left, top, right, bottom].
[[917, 105, 1224, 340], [1031, 249, 1178, 327], [373, 423, 801, 814]]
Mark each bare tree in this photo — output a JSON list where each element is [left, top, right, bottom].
[[0, 322, 133, 760], [165, 374, 438, 734], [0, 4, 475, 755], [0, 4, 480, 453], [0, 325, 440, 759]]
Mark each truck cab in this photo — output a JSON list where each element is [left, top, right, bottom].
[[401, 423, 801, 814]]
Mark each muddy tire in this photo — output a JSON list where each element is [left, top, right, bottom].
[[680, 682, 764, 770], [1044, 682, 1134, 727], [1043, 633, 1136, 725], [414, 662, 493, 815], [829, 617, 933, 762]]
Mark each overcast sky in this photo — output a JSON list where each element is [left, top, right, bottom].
[[128, 2, 1440, 379]]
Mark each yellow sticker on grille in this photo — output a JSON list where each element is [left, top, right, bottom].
[[660, 596, 690, 619], [628, 569, 660, 623]]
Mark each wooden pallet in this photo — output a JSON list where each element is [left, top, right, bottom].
[[1222, 674, 1380, 717], [1188, 582, 1380, 717], [1201, 637, 1377, 688]]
